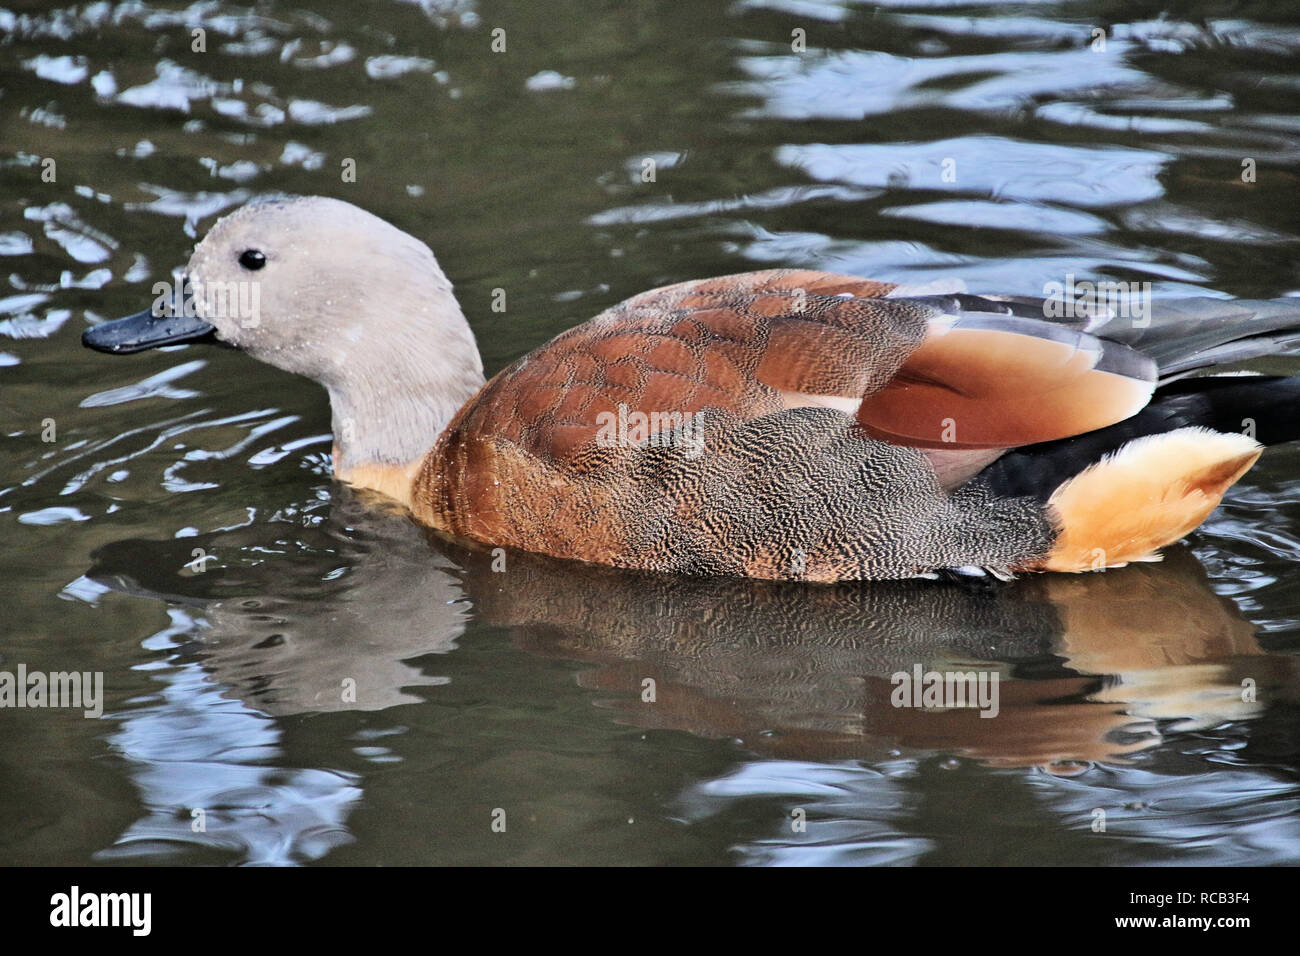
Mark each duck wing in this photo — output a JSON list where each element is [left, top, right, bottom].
[[452, 270, 1157, 463]]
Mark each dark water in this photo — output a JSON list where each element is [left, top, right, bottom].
[[2, 0, 1299, 866]]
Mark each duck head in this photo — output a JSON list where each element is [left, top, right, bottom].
[[84, 196, 487, 500]]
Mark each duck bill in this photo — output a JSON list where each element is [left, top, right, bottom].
[[82, 301, 215, 354]]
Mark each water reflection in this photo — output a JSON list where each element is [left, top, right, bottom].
[[462, 535, 1298, 770], [96, 604, 363, 865], [82, 494, 1300, 861]]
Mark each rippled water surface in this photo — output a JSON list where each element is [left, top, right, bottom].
[[2, 0, 1300, 865]]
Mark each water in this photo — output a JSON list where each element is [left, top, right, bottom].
[[2, 0, 1299, 866]]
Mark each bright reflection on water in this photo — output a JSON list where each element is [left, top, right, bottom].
[[1, 0, 1299, 865]]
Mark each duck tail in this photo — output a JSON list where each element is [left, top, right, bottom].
[[1021, 427, 1260, 572], [1093, 297, 1300, 381], [982, 375, 1300, 571], [981, 375, 1300, 506]]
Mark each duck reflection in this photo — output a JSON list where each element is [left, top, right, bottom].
[[87, 497, 469, 716], [455, 534, 1297, 771], [87, 488, 1298, 773]]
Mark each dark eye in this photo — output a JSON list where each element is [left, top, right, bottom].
[[238, 249, 267, 271]]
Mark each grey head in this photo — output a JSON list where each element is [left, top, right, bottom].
[[85, 196, 487, 473]]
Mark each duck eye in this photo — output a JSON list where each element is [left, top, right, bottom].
[[238, 249, 267, 271]]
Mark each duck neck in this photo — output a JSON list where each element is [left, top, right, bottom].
[[327, 301, 486, 506]]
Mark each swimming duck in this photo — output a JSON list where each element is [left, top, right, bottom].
[[82, 196, 1300, 582]]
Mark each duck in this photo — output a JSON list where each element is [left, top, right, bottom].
[[82, 195, 1300, 582]]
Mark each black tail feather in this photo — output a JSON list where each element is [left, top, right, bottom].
[[1094, 298, 1300, 380]]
